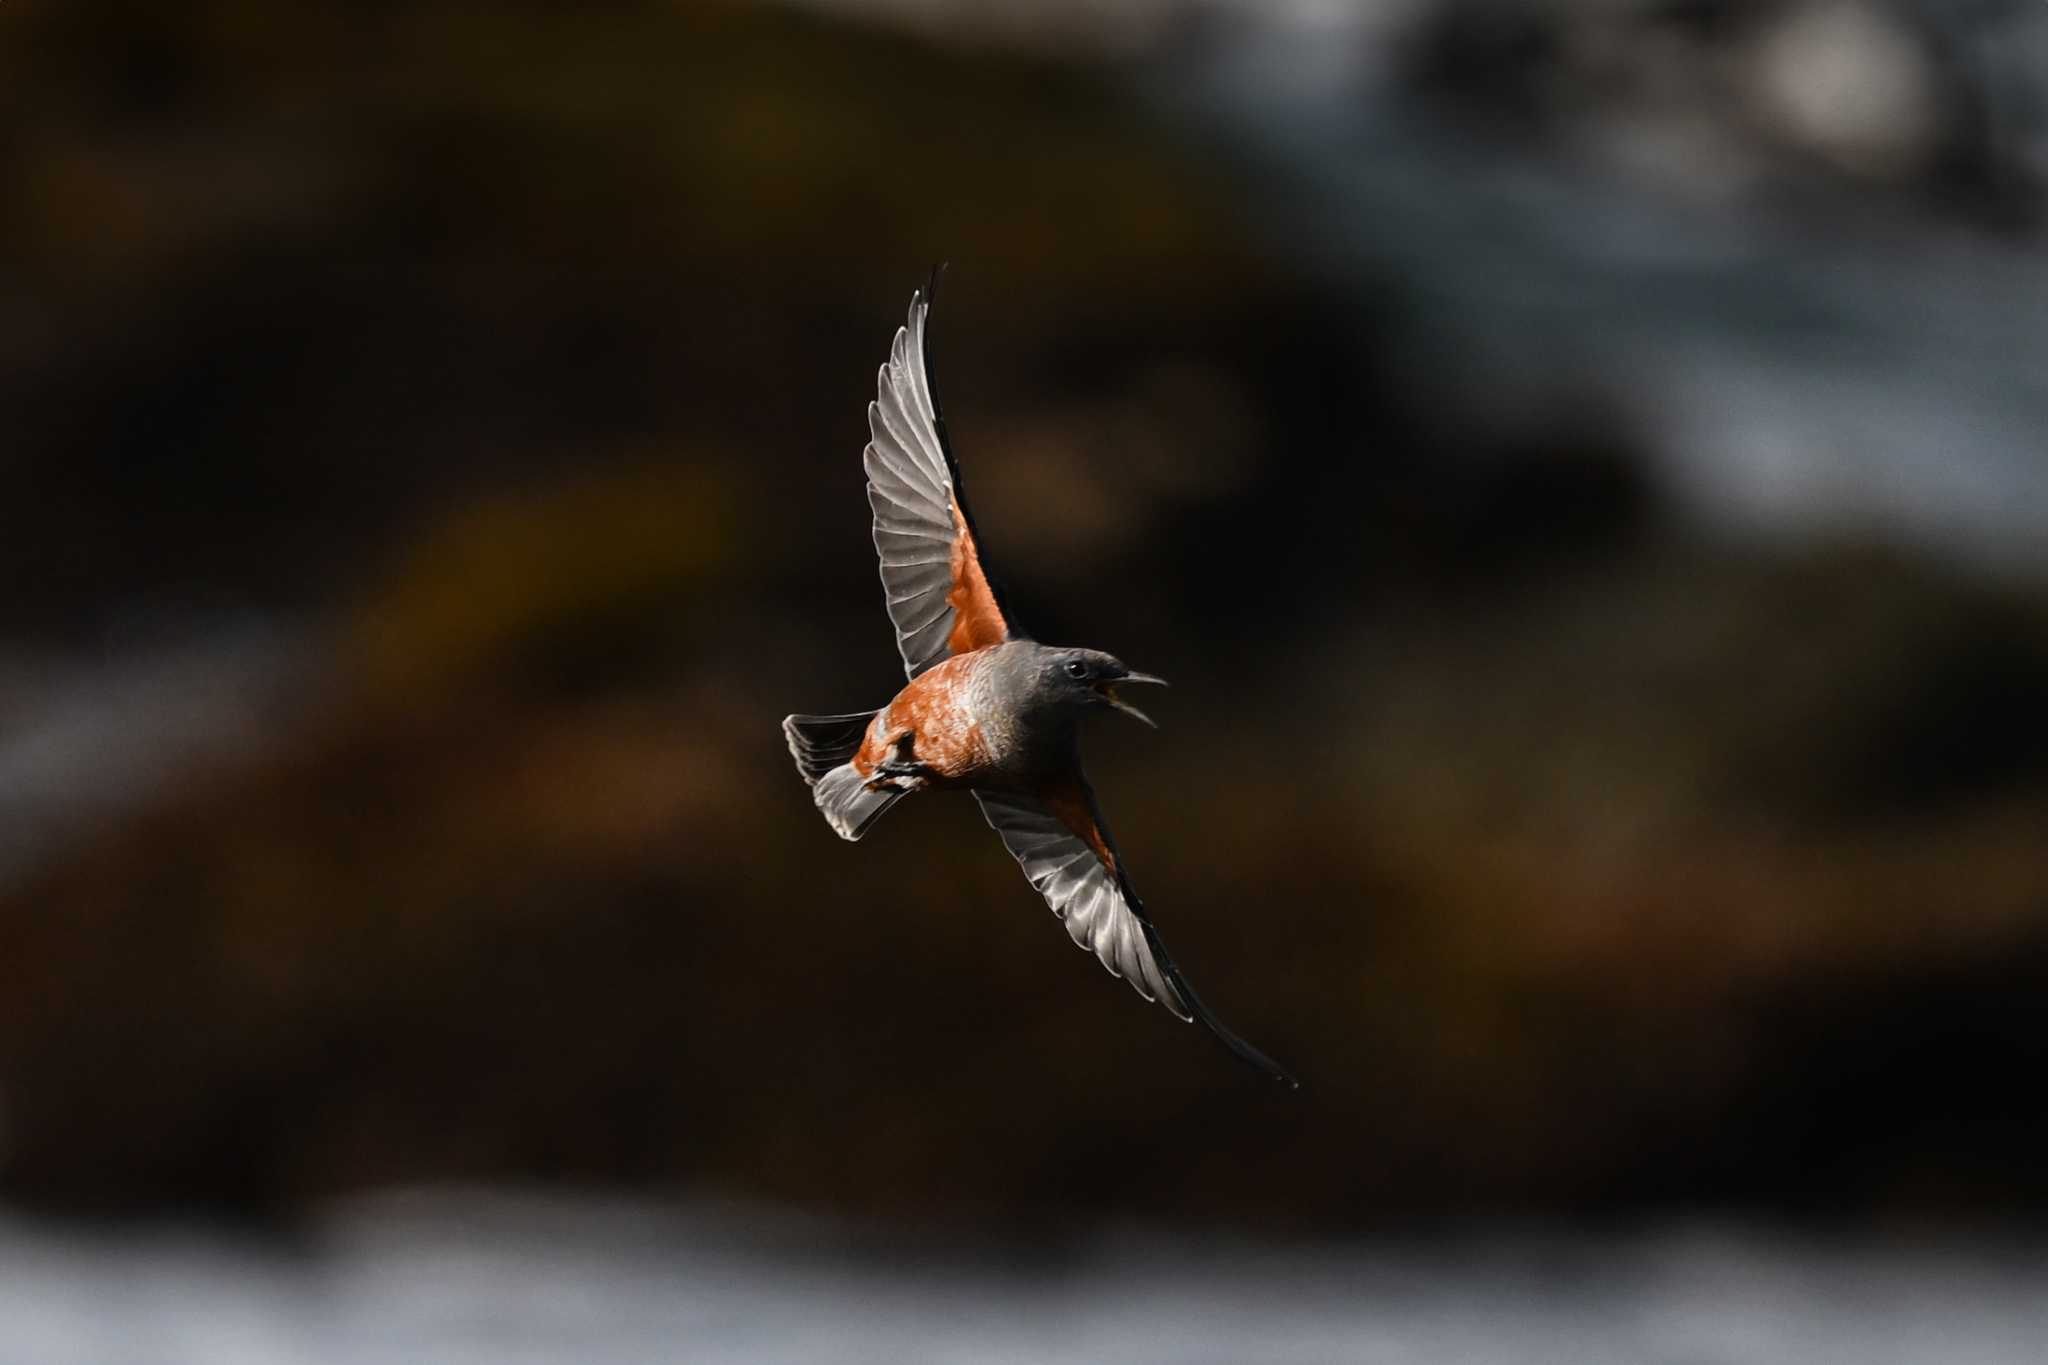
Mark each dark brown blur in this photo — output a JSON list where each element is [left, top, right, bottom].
[[3, 0, 2046, 1242]]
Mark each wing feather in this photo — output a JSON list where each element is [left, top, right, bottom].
[[866, 462, 947, 519], [975, 784, 1298, 1088], [864, 283, 1015, 678]]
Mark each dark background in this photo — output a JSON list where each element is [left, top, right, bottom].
[[3, 0, 2047, 1246]]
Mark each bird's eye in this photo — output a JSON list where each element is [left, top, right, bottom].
[[1064, 660, 1088, 679]]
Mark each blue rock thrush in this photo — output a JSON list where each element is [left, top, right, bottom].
[[783, 281, 1297, 1088]]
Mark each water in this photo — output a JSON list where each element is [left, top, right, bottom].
[[1, 1192, 2041, 1364], [1155, 15, 2048, 579]]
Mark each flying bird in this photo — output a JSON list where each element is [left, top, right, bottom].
[[782, 280, 1297, 1089]]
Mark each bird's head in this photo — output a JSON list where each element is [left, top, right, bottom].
[[1037, 648, 1168, 728]]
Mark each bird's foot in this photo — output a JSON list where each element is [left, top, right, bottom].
[[865, 758, 934, 794]]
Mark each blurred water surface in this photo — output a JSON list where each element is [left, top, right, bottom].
[[2, 1191, 2044, 1365]]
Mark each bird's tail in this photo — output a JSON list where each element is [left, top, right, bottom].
[[783, 710, 903, 840], [810, 763, 903, 841], [782, 710, 878, 782]]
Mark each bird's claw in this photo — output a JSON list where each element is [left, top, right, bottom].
[[865, 759, 933, 794]]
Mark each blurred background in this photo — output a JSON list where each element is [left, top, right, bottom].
[[3, 0, 2048, 1358]]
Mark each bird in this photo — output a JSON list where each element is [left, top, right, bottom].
[[782, 278, 1297, 1089]]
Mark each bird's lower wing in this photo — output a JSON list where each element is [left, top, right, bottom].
[[974, 785, 1298, 1088]]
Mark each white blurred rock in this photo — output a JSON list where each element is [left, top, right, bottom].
[[0, 629, 309, 891], [1747, 1, 1945, 179]]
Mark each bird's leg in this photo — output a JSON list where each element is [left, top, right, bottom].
[[865, 732, 934, 793]]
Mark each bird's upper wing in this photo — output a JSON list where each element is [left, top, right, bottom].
[[865, 284, 1014, 680], [975, 781, 1298, 1088]]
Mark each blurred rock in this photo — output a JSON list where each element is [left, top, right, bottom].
[[0, 629, 308, 890], [1403, 0, 2036, 222], [1746, 1, 1944, 181]]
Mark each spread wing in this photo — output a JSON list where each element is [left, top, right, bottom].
[[865, 283, 1014, 680], [976, 782, 1298, 1088]]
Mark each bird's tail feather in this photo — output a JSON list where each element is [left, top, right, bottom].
[[810, 763, 902, 841], [783, 710, 879, 783]]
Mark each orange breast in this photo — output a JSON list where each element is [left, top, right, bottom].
[[852, 651, 993, 784]]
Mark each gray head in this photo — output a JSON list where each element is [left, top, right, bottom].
[[1025, 646, 1169, 728]]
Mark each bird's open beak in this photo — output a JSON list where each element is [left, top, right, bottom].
[[1096, 672, 1167, 728]]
